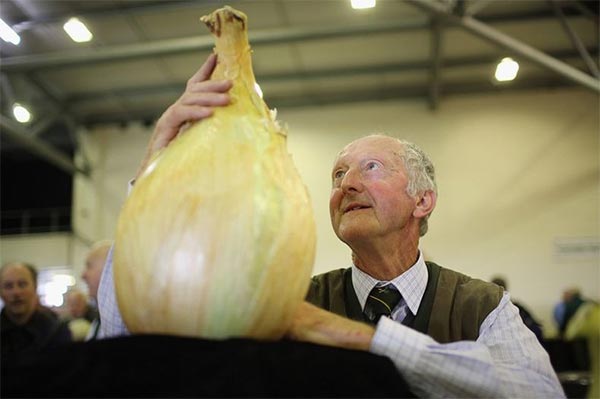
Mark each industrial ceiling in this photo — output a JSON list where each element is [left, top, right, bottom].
[[0, 0, 598, 233]]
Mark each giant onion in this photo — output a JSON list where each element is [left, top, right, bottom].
[[113, 6, 316, 340]]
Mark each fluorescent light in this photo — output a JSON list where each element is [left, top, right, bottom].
[[63, 17, 93, 43], [495, 57, 519, 82], [53, 274, 76, 286], [351, 0, 376, 9], [13, 103, 31, 123], [0, 18, 21, 45]]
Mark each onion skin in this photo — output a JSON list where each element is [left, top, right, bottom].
[[113, 6, 316, 340]]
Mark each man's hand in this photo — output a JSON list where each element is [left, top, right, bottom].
[[286, 301, 375, 351], [135, 53, 233, 180]]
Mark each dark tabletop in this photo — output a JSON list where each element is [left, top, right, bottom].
[[2, 334, 415, 398]]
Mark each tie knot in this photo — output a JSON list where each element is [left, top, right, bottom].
[[363, 284, 402, 324]]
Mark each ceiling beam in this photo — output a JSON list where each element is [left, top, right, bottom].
[[407, 0, 600, 93], [550, 0, 599, 78], [10, 0, 203, 30], [63, 48, 596, 104], [0, 114, 89, 176], [76, 77, 578, 126], [1, 7, 591, 73], [428, 17, 443, 110], [1, 19, 428, 72], [465, 0, 496, 16], [29, 113, 61, 137], [23, 72, 92, 171]]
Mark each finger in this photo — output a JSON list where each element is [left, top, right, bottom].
[[162, 104, 215, 129], [186, 79, 233, 93], [187, 53, 218, 85], [179, 92, 231, 107], [150, 105, 215, 153]]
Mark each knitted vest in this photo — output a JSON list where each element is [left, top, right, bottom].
[[305, 262, 503, 343]]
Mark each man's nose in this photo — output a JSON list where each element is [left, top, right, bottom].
[[340, 168, 363, 193]]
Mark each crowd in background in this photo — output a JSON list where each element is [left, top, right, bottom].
[[0, 240, 111, 363]]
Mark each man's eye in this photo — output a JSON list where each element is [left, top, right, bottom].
[[366, 161, 380, 171], [334, 170, 345, 179]]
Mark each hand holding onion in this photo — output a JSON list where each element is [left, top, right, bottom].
[[135, 54, 233, 181]]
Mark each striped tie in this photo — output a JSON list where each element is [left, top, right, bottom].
[[363, 284, 401, 324]]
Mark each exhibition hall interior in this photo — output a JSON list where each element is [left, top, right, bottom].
[[1, 0, 598, 397]]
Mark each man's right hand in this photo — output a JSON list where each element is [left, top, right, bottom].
[[135, 53, 233, 180]]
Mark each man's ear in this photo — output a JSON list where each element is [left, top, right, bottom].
[[413, 190, 436, 219]]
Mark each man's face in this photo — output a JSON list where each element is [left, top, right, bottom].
[[329, 136, 418, 246], [0, 264, 37, 321], [66, 292, 87, 318], [81, 249, 107, 299]]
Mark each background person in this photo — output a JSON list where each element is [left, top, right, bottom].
[[565, 300, 600, 399], [0, 262, 71, 362], [66, 289, 96, 322], [81, 240, 112, 340], [554, 287, 586, 338], [491, 275, 543, 341], [65, 289, 96, 341]]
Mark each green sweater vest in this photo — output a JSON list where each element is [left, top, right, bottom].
[[305, 262, 503, 343]]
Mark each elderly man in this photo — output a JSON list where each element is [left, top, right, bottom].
[[65, 289, 95, 341], [81, 240, 112, 340], [98, 55, 564, 397], [66, 289, 96, 322], [0, 262, 71, 362]]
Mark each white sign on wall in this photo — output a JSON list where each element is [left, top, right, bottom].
[[554, 237, 600, 261]]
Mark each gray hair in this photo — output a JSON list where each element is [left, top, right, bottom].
[[338, 134, 438, 237], [357, 135, 437, 236], [396, 139, 437, 236]]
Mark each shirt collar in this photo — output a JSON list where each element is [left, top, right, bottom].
[[351, 250, 428, 316]]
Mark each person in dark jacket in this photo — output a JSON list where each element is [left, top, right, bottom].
[[0, 262, 71, 363], [554, 287, 586, 337], [491, 276, 543, 341]]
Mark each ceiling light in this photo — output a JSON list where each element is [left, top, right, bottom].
[[0, 18, 21, 45], [351, 0, 376, 10], [495, 57, 519, 82], [63, 17, 93, 43], [13, 103, 31, 123]]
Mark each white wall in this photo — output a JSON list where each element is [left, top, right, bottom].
[[1, 233, 73, 268], [4, 87, 598, 336]]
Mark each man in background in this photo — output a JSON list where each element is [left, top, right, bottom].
[[0, 262, 71, 362], [81, 240, 112, 340], [65, 289, 96, 341], [565, 300, 600, 399], [554, 287, 586, 338], [491, 276, 543, 341]]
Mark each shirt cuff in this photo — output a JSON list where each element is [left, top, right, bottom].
[[370, 316, 430, 369]]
